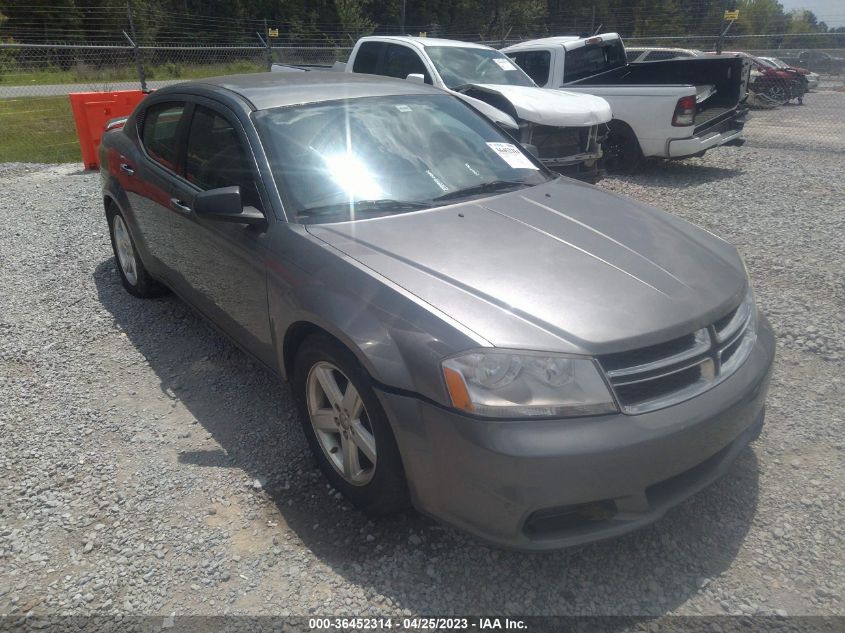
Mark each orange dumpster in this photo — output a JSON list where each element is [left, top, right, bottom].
[[68, 90, 148, 170]]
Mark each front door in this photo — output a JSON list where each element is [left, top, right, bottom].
[[166, 101, 274, 367]]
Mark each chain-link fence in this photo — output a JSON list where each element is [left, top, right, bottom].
[[0, 32, 842, 164]]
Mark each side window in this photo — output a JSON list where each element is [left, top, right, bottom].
[[352, 41, 384, 74], [510, 51, 550, 85], [645, 50, 683, 62], [185, 106, 261, 209], [383, 44, 431, 83], [626, 50, 642, 63], [141, 102, 185, 172]]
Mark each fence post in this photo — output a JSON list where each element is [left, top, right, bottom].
[[126, 0, 147, 91]]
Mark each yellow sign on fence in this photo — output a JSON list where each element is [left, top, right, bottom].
[[723, 10, 739, 20], [268, 28, 279, 37]]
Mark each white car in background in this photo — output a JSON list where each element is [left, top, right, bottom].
[[625, 47, 703, 63]]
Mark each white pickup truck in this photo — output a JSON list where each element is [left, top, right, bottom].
[[503, 34, 750, 171], [274, 36, 613, 181]]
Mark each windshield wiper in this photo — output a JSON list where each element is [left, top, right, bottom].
[[298, 199, 432, 219], [432, 180, 530, 203]]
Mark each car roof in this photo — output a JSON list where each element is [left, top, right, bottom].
[[626, 46, 700, 53], [503, 34, 621, 52], [361, 35, 492, 50], [157, 71, 445, 111]]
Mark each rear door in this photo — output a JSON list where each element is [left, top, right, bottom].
[[166, 99, 274, 366], [129, 99, 190, 273]]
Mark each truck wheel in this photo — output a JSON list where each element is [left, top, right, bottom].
[[604, 122, 643, 174], [293, 333, 410, 516]]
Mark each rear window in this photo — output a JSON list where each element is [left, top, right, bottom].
[[508, 50, 551, 86], [141, 102, 185, 172], [563, 40, 626, 83]]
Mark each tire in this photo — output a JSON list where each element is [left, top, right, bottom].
[[107, 205, 167, 298], [293, 333, 410, 515], [603, 122, 643, 174], [765, 81, 789, 105]]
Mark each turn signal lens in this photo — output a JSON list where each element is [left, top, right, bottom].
[[443, 366, 474, 413]]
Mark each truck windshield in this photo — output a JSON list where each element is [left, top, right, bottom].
[[564, 39, 627, 83], [426, 46, 537, 89], [253, 94, 549, 224]]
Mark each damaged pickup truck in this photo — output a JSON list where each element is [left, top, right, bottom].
[[336, 36, 613, 181], [504, 34, 751, 172]]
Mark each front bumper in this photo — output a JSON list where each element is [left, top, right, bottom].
[[376, 316, 774, 550]]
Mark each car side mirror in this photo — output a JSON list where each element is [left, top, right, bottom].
[[193, 186, 265, 225], [522, 143, 540, 158], [406, 73, 426, 84]]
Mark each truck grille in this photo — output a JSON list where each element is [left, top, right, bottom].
[[598, 291, 757, 414], [530, 125, 586, 159]]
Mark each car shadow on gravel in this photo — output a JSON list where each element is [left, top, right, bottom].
[[94, 257, 760, 618], [620, 160, 745, 187]]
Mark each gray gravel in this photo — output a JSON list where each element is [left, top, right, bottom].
[[1, 98, 843, 620]]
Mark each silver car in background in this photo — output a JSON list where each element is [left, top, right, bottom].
[[100, 73, 774, 550]]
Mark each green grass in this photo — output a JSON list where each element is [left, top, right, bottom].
[[0, 96, 80, 163], [0, 60, 266, 86]]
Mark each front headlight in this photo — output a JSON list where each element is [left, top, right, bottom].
[[441, 349, 618, 418]]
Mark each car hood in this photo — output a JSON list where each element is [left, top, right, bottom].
[[306, 179, 747, 355], [463, 84, 613, 127]]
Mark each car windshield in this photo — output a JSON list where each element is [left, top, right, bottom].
[[425, 46, 537, 89], [767, 58, 788, 69], [253, 94, 550, 224]]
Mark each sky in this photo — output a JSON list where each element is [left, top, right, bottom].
[[780, 0, 845, 27]]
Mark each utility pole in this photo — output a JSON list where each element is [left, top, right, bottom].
[[716, 7, 740, 54], [262, 19, 272, 70], [126, 0, 147, 92], [400, 0, 406, 35]]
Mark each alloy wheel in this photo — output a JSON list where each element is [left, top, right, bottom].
[[112, 215, 138, 286], [306, 361, 377, 485]]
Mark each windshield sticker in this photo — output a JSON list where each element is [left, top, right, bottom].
[[493, 58, 518, 71], [486, 142, 538, 170], [395, 104, 412, 112], [426, 170, 450, 191]]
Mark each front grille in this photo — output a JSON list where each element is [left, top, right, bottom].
[[599, 292, 757, 414], [529, 125, 586, 160]]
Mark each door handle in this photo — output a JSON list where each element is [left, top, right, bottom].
[[119, 163, 135, 176], [170, 198, 192, 214]]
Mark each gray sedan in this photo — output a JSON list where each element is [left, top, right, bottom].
[[100, 72, 774, 550]]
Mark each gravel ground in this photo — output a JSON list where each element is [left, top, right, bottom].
[[1, 96, 843, 622]]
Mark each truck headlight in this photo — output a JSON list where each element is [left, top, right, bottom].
[[442, 350, 618, 418]]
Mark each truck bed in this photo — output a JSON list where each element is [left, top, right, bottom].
[[570, 57, 748, 114]]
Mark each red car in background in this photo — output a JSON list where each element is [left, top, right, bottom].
[[705, 51, 808, 105], [760, 56, 820, 90]]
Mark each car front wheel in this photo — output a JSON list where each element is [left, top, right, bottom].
[[293, 334, 409, 515]]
